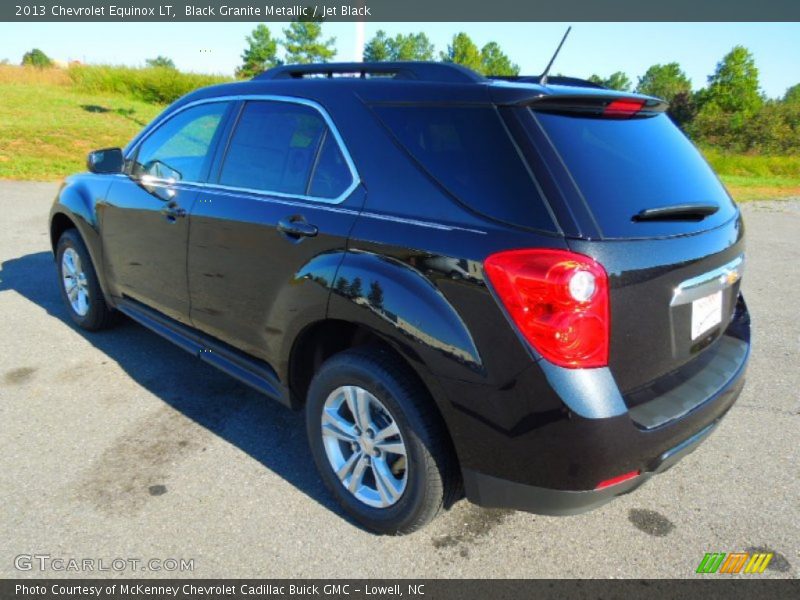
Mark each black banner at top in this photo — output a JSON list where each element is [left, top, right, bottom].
[[3, 0, 800, 22]]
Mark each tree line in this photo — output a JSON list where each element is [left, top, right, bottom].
[[235, 25, 798, 154], [15, 25, 799, 155], [587, 47, 799, 154], [236, 25, 519, 77]]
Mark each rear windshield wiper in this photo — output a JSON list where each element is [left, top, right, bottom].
[[633, 203, 719, 222]]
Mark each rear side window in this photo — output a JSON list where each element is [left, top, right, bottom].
[[220, 101, 327, 195], [373, 105, 555, 232], [533, 111, 736, 238], [309, 133, 351, 199]]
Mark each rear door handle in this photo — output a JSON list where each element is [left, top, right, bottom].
[[277, 217, 318, 239]]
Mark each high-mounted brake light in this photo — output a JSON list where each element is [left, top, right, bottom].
[[603, 98, 646, 118], [483, 249, 609, 368]]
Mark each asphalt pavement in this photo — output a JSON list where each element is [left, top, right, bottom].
[[0, 182, 797, 578]]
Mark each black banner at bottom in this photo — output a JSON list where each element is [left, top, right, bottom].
[[2, 579, 798, 600]]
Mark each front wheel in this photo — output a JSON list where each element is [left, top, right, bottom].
[[56, 229, 116, 331], [306, 347, 458, 534]]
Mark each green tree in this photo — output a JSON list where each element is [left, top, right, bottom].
[[744, 101, 800, 154], [440, 33, 519, 76], [668, 91, 698, 129], [21, 48, 52, 68], [636, 63, 694, 127], [636, 62, 691, 102], [480, 42, 519, 76], [145, 56, 176, 69], [587, 71, 632, 91], [390, 32, 435, 61], [283, 21, 336, 64], [699, 45, 762, 116], [605, 71, 632, 91], [690, 46, 764, 150], [364, 31, 434, 62], [364, 30, 391, 62], [237, 24, 280, 78], [783, 83, 800, 105], [440, 32, 483, 73]]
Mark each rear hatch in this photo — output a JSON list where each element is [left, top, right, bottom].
[[512, 93, 745, 395]]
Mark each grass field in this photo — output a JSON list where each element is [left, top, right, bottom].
[[1, 65, 798, 201], [0, 84, 161, 179], [702, 149, 800, 201]]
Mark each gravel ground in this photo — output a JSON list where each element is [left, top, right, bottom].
[[0, 182, 797, 579]]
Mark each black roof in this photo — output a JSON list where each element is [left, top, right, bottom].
[[254, 62, 486, 84], [172, 62, 654, 111]]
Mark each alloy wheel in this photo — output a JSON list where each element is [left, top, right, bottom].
[[61, 247, 90, 317], [320, 385, 408, 508]]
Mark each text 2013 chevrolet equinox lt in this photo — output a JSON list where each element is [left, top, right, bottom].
[[50, 62, 750, 534]]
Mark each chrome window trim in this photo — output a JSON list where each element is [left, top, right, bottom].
[[182, 182, 488, 235], [126, 94, 360, 205]]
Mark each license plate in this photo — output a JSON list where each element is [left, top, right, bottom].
[[691, 290, 722, 339]]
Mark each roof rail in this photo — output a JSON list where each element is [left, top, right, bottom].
[[255, 62, 485, 84], [489, 75, 604, 89]]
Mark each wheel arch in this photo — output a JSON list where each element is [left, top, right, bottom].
[[49, 176, 114, 303], [289, 318, 463, 495], [49, 211, 78, 254], [289, 319, 441, 408]]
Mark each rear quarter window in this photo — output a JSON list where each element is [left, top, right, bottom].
[[532, 111, 737, 238], [373, 105, 556, 233]]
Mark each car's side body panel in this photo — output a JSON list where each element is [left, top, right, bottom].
[[100, 178, 198, 324], [49, 174, 115, 301], [187, 185, 366, 372]]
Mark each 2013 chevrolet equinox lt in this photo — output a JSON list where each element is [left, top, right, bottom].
[[50, 62, 750, 534]]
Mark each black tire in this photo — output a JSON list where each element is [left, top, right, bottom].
[[56, 229, 117, 331], [306, 346, 459, 535]]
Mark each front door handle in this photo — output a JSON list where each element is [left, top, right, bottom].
[[277, 216, 318, 239], [161, 202, 186, 222]]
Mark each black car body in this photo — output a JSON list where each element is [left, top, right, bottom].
[[50, 62, 750, 533]]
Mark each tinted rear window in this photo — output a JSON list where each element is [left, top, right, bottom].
[[533, 111, 736, 238], [373, 105, 555, 232], [309, 133, 352, 199], [220, 101, 325, 195]]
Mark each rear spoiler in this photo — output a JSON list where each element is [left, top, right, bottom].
[[521, 94, 668, 118]]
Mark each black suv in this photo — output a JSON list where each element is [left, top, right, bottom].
[[50, 62, 750, 534]]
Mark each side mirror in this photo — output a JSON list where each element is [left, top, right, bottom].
[[87, 148, 123, 174]]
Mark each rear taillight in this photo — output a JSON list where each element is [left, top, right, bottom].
[[483, 249, 609, 368]]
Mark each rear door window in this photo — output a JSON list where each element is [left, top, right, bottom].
[[532, 111, 737, 238], [219, 101, 327, 196], [373, 105, 556, 232]]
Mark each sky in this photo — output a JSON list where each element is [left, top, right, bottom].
[[1, 22, 798, 98]]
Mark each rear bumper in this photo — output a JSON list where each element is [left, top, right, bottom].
[[449, 295, 750, 514], [463, 419, 719, 515]]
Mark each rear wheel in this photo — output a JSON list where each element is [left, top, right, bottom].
[[56, 229, 116, 331], [306, 347, 458, 534]]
